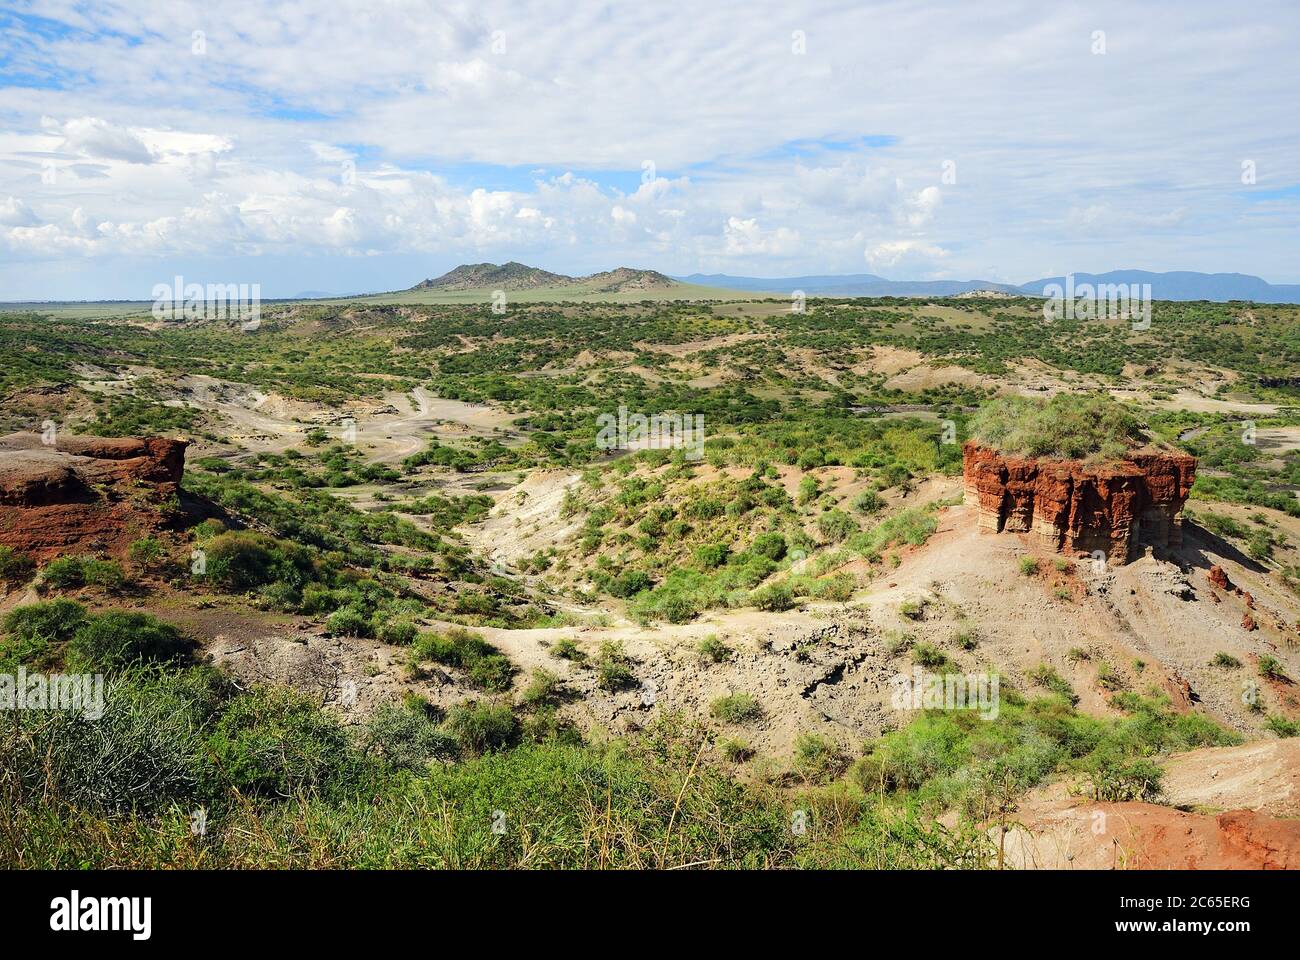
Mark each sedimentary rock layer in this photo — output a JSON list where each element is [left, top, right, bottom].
[[962, 441, 1196, 564], [0, 432, 187, 561]]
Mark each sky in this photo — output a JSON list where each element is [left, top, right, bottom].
[[0, 0, 1298, 299]]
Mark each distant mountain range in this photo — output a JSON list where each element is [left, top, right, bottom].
[[678, 269, 1300, 303]]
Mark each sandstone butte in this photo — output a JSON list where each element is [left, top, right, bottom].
[[0, 432, 187, 562], [962, 440, 1197, 564]]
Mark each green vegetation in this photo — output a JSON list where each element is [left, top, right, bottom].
[[968, 393, 1146, 460], [710, 692, 763, 723]]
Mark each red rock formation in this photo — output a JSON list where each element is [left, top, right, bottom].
[[962, 441, 1196, 564], [0, 432, 187, 563], [1208, 564, 1232, 591]]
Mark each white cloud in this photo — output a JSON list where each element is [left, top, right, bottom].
[[724, 216, 800, 256], [0, 196, 38, 227], [865, 239, 949, 270], [48, 116, 154, 164], [0, 0, 1297, 296]]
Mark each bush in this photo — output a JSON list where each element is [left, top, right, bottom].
[[751, 532, 787, 561], [817, 510, 858, 543], [1083, 753, 1163, 802], [442, 701, 519, 754], [66, 612, 191, 672], [410, 627, 516, 692], [1, 599, 88, 668], [911, 642, 947, 668], [4, 666, 218, 813], [467, 654, 517, 693], [718, 737, 754, 762], [1258, 655, 1289, 682], [595, 640, 636, 690], [851, 489, 885, 515], [1027, 663, 1078, 705], [899, 598, 926, 620], [609, 569, 653, 598], [521, 667, 564, 708], [1018, 556, 1040, 576], [693, 543, 729, 569], [376, 618, 419, 646], [0, 545, 34, 583], [204, 531, 313, 593], [128, 537, 166, 571], [793, 733, 847, 784], [710, 692, 762, 723], [751, 581, 795, 612], [697, 634, 731, 663], [326, 605, 372, 637], [551, 637, 584, 662], [849, 508, 938, 558], [208, 686, 360, 798], [1265, 715, 1300, 738], [968, 394, 1146, 461], [39, 555, 126, 592], [360, 703, 456, 770], [1212, 652, 1242, 668]]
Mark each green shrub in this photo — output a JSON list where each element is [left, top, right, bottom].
[[326, 605, 372, 637], [410, 628, 516, 692], [1095, 660, 1124, 691], [1027, 663, 1078, 705], [66, 612, 191, 672], [899, 598, 926, 620], [710, 692, 762, 723], [849, 508, 938, 558], [1, 599, 88, 668], [751, 532, 787, 561], [1018, 556, 1040, 576], [851, 489, 885, 515], [968, 394, 1145, 461], [817, 510, 858, 543], [521, 668, 563, 708], [793, 733, 847, 784], [1083, 753, 1163, 802], [39, 555, 126, 592], [360, 703, 455, 770], [697, 634, 731, 663], [1265, 715, 1300, 738], [1258, 655, 1289, 682], [467, 654, 517, 693], [911, 642, 947, 668], [128, 537, 166, 571], [0, 546, 34, 583], [1212, 651, 1242, 668], [4, 666, 218, 813], [204, 531, 313, 593], [609, 569, 653, 598], [693, 543, 729, 569], [751, 581, 795, 612], [718, 737, 754, 762], [551, 637, 584, 662], [595, 640, 637, 690], [442, 701, 519, 754], [208, 686, 360, 798], [375, 618, 419, 646]]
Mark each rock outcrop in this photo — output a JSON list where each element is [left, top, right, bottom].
[[0, 432, 187, 562], [962, 441, 1196, 564]]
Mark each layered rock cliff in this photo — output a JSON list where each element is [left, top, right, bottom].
[[962, 441, 1196, 563], [0, 432, 187, 562]]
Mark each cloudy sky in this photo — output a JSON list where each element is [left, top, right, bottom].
[[1, 0, 1298, 299]]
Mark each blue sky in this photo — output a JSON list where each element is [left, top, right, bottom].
[[1, 0, 1298, 299]]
